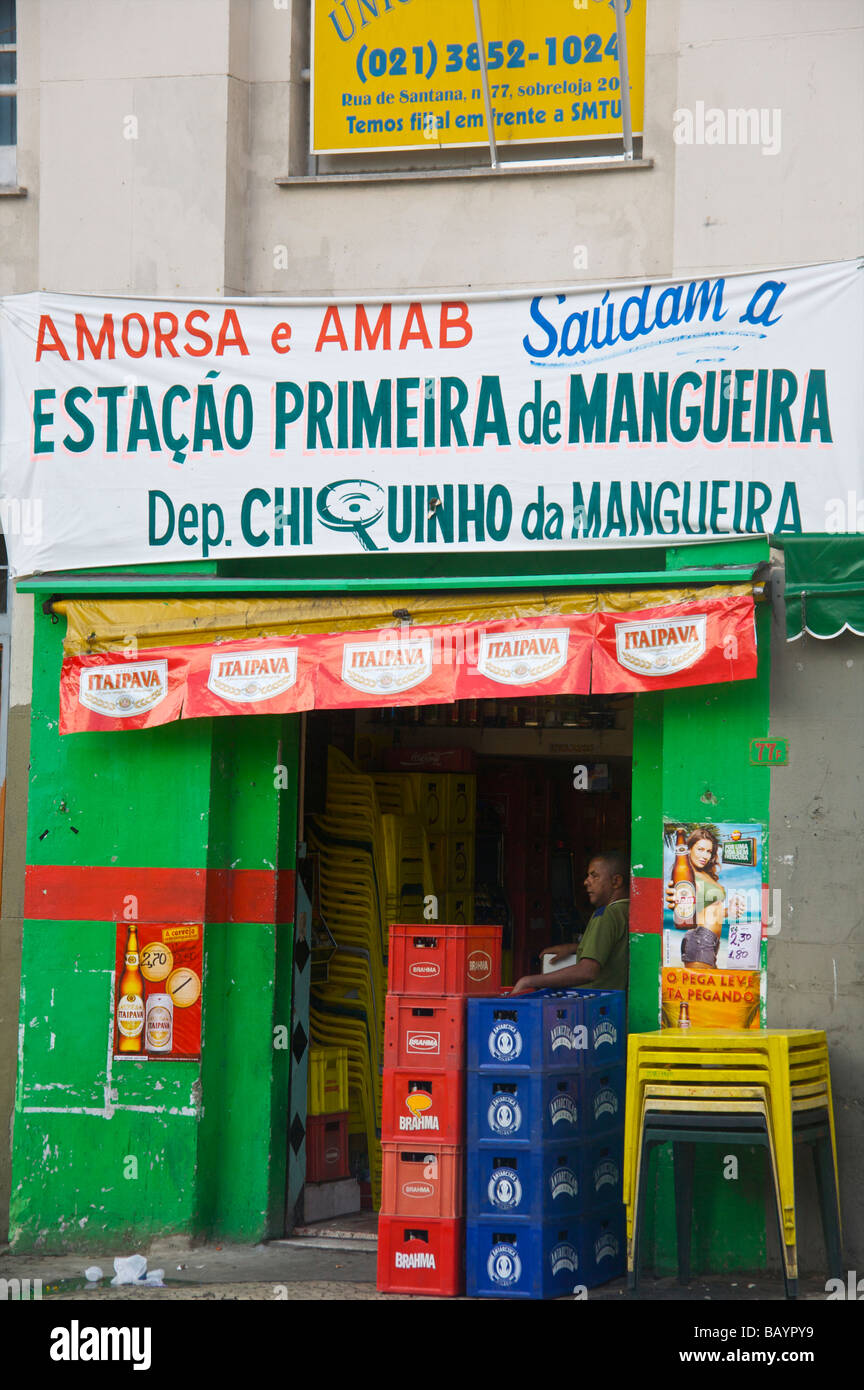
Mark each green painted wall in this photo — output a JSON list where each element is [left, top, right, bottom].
[[196, 715, 299, 1243], [12, 538, 769, 1253], [629, 599, 772, 1275], [10, 612, 298, 1250]]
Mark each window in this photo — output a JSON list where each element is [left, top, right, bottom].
[[0, 0, 16, 186], [297, 0, 646, 182]]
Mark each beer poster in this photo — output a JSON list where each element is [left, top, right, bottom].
[[660, 820, 764, 1030], [113, 923, 203, 1061]]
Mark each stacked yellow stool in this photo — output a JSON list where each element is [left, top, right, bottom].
[[624, 1029, 842, 1297]]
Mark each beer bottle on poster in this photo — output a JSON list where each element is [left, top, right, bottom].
[[117, 924, 145, 1052], [671, 828, 697, 928], [677, 1001, 691, 1029]]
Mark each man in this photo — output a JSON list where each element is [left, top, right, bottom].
[[511, 852, 629, 995]]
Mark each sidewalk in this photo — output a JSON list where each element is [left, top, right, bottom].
[[0, 1225, 832, 1301]]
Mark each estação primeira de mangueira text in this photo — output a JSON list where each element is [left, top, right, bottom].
[[31, 368, 832, 464]]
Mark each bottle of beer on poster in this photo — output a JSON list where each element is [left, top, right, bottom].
[[117, 924, 145, 1053], [671, 828, 697, 928], [677, 1000, 692, 1029]]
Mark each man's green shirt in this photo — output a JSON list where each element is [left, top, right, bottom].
[[576, 897, 629, 992]]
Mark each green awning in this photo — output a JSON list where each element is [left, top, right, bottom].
[[782, 535, 864, 640]]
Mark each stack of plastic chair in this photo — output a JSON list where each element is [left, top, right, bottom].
[[465, 988, 627, 1298], [380, 813, 435, 926], [309, 748, 392, 1207], [373, 774, 418, 818], [624, 1028, 843, 1297], [374, 774, 436, 926]]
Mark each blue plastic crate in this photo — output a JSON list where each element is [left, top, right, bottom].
[[466, 1208, 625, 1298], [466, 1134, 623, 1220], [466, 989, 624, 1072], [467, 1066, 626, 1145]]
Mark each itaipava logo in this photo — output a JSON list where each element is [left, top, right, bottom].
[[341, 636, 433, 695], [477, 628, 570, 686], [207, 647, 298, 702], [79, 660, 168, 717], [615, 614, 707, 675]]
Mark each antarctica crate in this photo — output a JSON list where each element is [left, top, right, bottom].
[[466, 990, 625, 1072], [466, 1135, 624, 1220], [467, 1066, 627, 1145], [466, 1207, 625, 1299]]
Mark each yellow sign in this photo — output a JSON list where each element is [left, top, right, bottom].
[[162, 924, 201, 943], [312, 0, 646, 155], [661, 967, 762, 1031]]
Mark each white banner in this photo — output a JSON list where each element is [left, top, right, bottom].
[[1, 260, 862, 576]]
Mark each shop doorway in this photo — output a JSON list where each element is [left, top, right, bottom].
[[289, 693, 632, 1228]]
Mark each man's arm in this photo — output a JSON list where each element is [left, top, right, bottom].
[[511, 957, 601, 995]]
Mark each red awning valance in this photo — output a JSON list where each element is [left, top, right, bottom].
[[58, 594, 757, 734]]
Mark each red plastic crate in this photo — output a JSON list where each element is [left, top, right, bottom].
[[381, 1069, 464, 1145], [377, 1215, 464, 1296], [305, 1112, 350, 1183], [384, 994, 466, 1072], [388, 925, 502, 997], [380, 1143, 464, 1219]]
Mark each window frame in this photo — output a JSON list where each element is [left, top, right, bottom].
[[0, 0, 17, 186], [298, 0, 643, 183]]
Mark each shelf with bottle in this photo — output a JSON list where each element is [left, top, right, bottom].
[[367, 697, 620, 731]]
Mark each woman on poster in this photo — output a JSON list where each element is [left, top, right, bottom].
[[665, 825, 726, 969]]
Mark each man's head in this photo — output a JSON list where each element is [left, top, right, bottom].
[[585, 852, 629, 908]]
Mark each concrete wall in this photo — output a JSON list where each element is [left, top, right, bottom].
[[2, 0, 860, 300], [769, 615, 864, 1268]]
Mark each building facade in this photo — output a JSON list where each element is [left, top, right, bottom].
[[0, 0, 862, 1273]]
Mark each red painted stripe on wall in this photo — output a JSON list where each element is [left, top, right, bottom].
[[630, 876, 663, 934], [24, 864, 296, 924]]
